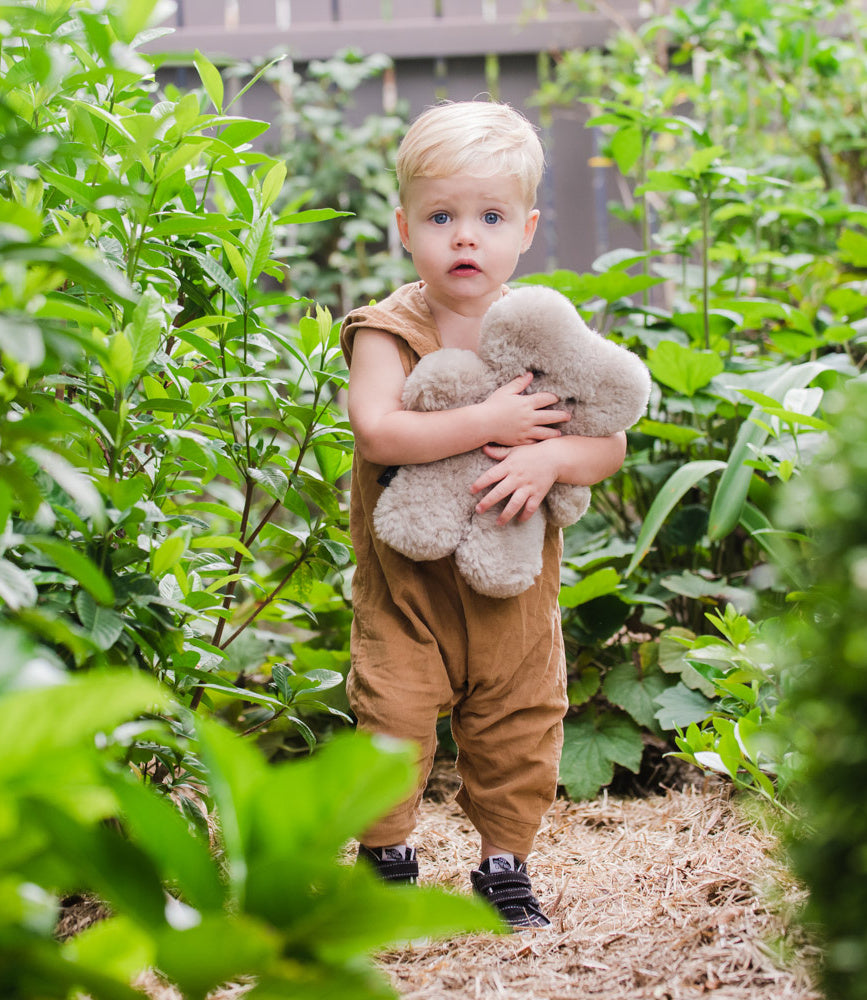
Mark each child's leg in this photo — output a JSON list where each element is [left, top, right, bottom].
[[450, 582, 568, 859], [346, 599, 456, 849]]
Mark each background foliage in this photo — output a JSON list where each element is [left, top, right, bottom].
[[0, 1, 495, 995], [528, 0, 867, 806]]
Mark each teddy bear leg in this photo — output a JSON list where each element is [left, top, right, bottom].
[[373, 461, 477, 562], [454, 506, 547, 599]]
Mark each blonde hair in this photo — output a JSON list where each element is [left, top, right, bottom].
[[395, 101, 544, 208]]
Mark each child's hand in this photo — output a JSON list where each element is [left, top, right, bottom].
[[470, 441, 559, 525], [482, 373, 569, 447]]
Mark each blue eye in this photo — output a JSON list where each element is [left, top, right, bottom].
[[483, 211, 501, 225], [431, 212, 450, 225]]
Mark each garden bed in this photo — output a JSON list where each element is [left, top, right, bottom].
[[379, 768, 820, 1000], [124, 764, 820, 1000]]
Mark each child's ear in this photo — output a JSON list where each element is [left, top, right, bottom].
[[521, 209, 540, 253], [395, 206, 411, 251]]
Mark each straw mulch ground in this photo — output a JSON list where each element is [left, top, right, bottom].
[[76, 762, 822, 1000], [377, 765, 822, 1000]]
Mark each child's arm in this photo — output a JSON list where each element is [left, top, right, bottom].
[[471, 433, 627, 526], [347, 328, 570, 466]]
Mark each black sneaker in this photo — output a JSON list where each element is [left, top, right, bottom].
[[357, 844, 419, 885], [470, 856, 551, 930]]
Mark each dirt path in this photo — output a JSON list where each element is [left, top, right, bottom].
[[380, 781, 821, 1000]]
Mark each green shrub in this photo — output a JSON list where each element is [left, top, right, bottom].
[[0, 0, 356, 754], [529, 0, 866, 798], [776, 379, 867, 999], [0, 644, 498, 999]]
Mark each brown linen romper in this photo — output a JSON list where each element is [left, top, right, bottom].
[[341, 281, 568, 858]]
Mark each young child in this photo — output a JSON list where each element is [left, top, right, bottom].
[[340, 101, 626, 929]]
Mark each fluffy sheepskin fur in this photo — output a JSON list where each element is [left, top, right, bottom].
[[372, 285, 651, 598]]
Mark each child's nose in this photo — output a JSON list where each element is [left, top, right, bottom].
[[453, 224, 478, 247]]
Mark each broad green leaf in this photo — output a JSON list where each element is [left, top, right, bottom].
[[27, 537, 114, 605], [111, 778, 224, 912], [838, 228, 867, 267], [194, 49, 224, 112], [602, 662, 668, 729], [222, 239, 248, 288], [0, 558, 37, 610], [28, 445, 105, 527], [707, 361, 828, 541], [653, 682, 714, 730], [249, 466, 288, 500], [559, 567, 620, 608], [624, 460, 726, 577], [0, 671, 170, 770], [635, 418, 703, 445], [153, 535, 187, 576], [75, 591, 124, 650], [106, 330, 134, 390], [300, 870, 503, 963], [647, 341, 723, 396], [567, 667, 600, 706], [62, 915, 155, 987], [276, 207, 354, 225], [147, 213, 244, 238], [559, 710, 644, 800], [610, 124, 642, 174], [0, 316, 44, 365]]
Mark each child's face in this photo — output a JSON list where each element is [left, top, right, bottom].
[[396, 173, 539, 312]]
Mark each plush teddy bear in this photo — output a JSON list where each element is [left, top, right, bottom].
[[372, 285, 651, 598]]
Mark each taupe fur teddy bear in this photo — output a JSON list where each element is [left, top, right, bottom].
[[373, 285, 651, 598]]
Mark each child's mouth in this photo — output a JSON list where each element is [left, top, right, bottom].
[[451, 262, 480, 274]]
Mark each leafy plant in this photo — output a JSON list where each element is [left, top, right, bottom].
[[0, 644, 499, 999], [774, 379, 867, 1000], [261, 48, 414, 312], [0, 0, 356, 755], [529, 0, 867, 798]]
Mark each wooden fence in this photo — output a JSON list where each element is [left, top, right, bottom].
[[149, 0, 646, 277]]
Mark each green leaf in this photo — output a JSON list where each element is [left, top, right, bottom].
[[653, 682, 714, 730], [27, 445, 106, 527], [27, 537, 114, 605], [194, 49, 224, 112], [152, 535, 187, 576], [602, 662, 668, 729], [0, 558, 37, 610], [276, 207, 354, 225], [111, 778, 224, 912], [75, 591, 124, 650], [559, 710, 644, 799], [624, 461, 726, 577], [127, 287, 163, 382], [147, 213, 245, 237], [0, 670, 170, 773], [106, 330, 134, 390], [559, 567, 620, 608], [567, 667, 600, 707], [647, 341, 724, 396], [610, 124, 642, 174], [244, 213, 274, 290], [222, 239, 248, 288], [260, 161, 287, 211], [707, 361, 829, 541]]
